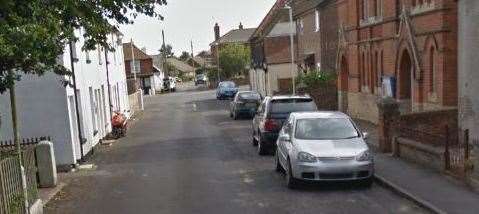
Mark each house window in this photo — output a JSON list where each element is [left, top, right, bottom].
[[130, 60, 141, 73], [361, 0, 368, 20], [298, 19, 304, 35], [429, 47, 436, 93], [377, 0, 383, 17], [315, 10, 320, 32], [85, 50, 91, 63]]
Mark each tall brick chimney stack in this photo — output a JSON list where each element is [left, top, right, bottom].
[[239, 22, 244, 30], [214, 23, 220, 41]]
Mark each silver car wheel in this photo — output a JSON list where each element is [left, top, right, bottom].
[[286, 159, 297, 189]]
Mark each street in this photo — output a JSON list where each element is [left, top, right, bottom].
[[45, 84, 428, 214]]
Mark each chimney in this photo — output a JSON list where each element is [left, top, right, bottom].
[[214, 23, 220, 41], [239, 22, 244, 30]]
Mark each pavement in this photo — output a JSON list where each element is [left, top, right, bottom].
[[356, 119, 479, 214], [44, 84, 428, 214]]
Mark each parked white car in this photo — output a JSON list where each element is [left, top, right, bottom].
[[275, 111, 374, 189]]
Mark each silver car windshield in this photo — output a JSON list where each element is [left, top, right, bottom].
[[238, 92, 260, 100], [219, 82, 235, 88], [295, 118, 360, 140]]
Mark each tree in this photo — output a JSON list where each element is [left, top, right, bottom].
[[0, 0, 167, 93], [218, 44, 251, 79], [159, 44, 174, 58], [179, 51, 191, 61]]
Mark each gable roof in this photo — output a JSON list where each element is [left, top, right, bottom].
[[292, 0, 324, 17], [250, 0, 290, 42], [210, 28, 256, 46], [166, 58, 195, 73], [123, 42, 151, 61]]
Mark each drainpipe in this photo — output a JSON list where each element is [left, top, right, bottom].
[[104, 46, 114, 120], [69, 41, 85, 163]]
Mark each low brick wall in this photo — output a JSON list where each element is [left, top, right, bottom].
[[391, 109, 458, 172], [395, 109, 458, 145], [393, 137, 445, 171], [303, 83, 338, 111]]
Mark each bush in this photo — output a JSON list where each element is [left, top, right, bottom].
[[296, 69, 337, 89]]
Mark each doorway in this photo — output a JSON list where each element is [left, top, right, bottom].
[[398, 49, 413, 111]]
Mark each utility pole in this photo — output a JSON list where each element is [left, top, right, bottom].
[[162, 30, 168, 77], [130, 38, 137, 81], [285, 4, 296, 95], [191, 40, 195, 79], [216, 43, 220, 82]]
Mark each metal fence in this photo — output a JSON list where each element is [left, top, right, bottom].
[[0, 149, 39, 214]]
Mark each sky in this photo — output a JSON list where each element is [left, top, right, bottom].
[[119, 0, 276, 56]]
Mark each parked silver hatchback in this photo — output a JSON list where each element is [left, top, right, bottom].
[[275, 111, 374, 188]]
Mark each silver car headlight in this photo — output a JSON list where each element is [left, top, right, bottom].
[[356, 150, 373, 162], [297, 152, 317, 163]]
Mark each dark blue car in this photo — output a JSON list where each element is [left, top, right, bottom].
[[216, 81, 238, 100]]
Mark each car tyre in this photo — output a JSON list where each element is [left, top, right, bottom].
[[257, 135, 268, 156], [275, 150, 284, 173], [252, 131, 258, 147], [360, 177, 373, 188], [286, 159, 298, 189]]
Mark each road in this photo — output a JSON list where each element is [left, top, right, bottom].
[[45, 83, 429, 214]]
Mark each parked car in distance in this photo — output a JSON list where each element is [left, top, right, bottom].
[[252, 95, 317, 155], [229, 91, 262, 119], [163, 77, 176, 92], [195, 74, 207, 85], [275, 111, 374, 189], [216, 81, 238, 100]]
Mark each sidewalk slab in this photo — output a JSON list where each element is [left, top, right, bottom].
[[374, 153, 479, 214], [353, 118, 479, 214], [39, 182, 66, 205]]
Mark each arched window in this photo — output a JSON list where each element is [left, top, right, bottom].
[[368, 52, 375, 94], [361, 0, 368, 20], [429, 47, 436, 93]]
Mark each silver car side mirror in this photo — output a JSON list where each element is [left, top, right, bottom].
[[362, 132, 369, 139]]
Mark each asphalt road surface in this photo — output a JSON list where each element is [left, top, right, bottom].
[[45, 83, 429, 214]]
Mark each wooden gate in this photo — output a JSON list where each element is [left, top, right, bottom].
[[277, 78, 292, 94]]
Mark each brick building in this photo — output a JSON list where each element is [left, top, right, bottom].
[[249, 0, 298, 96], [209, 23, 256, 68], [292, 0, 323, 71], [337, 0, 458, 123], [123, 43, 163, 95]]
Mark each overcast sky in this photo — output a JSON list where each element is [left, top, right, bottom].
[[119, 0, 276, 56]]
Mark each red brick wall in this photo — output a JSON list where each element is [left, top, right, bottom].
[[337, 0, 458, 115], [264, 36, 292, 64], [125, 58, 154, 76]]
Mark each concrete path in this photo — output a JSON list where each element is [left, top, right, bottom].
[[356, 119, 479, 214]]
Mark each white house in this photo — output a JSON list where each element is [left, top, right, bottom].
[[0, 28, 130, 167]]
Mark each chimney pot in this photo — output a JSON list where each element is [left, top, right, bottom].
[[214, 23, 220, 41], [239, 22, 244, 30]]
